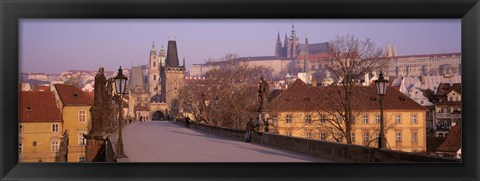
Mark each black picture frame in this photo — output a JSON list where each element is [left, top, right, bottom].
[[1, 0, 478, 180]]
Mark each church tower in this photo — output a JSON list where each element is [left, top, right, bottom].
[[148, 42, 160, 97], [286, 23, 300, 59], [275, 31, 283, 58], [160, 39, 185, 112], [386, 43, 398, 57]]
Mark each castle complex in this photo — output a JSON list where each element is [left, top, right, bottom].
[[128, 40, 186, 120], [191, 24, 461, 85]]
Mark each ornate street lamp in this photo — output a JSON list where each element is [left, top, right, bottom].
[[375, 71, 387, 149], [114, 66, 128, 158]]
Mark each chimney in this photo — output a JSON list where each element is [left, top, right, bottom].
[[365, 72, 370, 85]]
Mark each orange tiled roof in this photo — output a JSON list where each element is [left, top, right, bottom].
[[436, 125, 461, 152], [19, 91, 62, 123], [270, 79, 427, 112], [54, 84, 93, 106]]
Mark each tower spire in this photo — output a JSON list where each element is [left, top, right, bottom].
[[277, 30, 281, 42]]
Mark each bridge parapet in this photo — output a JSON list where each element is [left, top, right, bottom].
[[173, 120, 458, 162]]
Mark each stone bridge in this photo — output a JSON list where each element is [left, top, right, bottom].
[[117, 121, 331, 162], [114, 120, 457, 163]]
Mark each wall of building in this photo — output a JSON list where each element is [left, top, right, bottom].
[[273, 110, 427, 152], [62, 106, 91, 162], [19, 122, 63, 162]]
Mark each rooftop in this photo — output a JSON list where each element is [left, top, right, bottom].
[[436, 125, 461, 152], [19, 91, 62, 123], [54, 84, 93, 106], [270, 79, 427, 112]]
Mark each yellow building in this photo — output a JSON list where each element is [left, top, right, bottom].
[[53, 84, 93, 162], [269, 79, 428, 152], [19, 91, 64, 162]]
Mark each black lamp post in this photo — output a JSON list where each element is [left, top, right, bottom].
[[375, 71, 387, 149], [114, 66, 128, 158]]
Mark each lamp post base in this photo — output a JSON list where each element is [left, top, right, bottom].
[[116, 137, 128, 158]]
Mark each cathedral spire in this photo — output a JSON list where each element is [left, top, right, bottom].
[[290, 21, 296, 38], [304, 34, 308, 73], [277, 30, 281, 42], [392, 44, 397, 56], [150, 41, 157, 54]]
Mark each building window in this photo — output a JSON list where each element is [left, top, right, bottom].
[[79, 156, 86, 162], [285, 114, 292, 124], [19, 124, 23, 133], [396, 132, 402, 142], [363, 132, 369, 143], [153, 74, 156, 81], [272, 115, 278, 124], [52, 123, 59, 133], [78, 133, 86, 146], [351, 133, 355, 143], [286, 132, 292, 136], [19, 142, 23, 154], [336, 132, 344, 142], [306, 132, 312, 139], [51, 141, 59, 152], [78, 110, 86, 123], [153, 61, 156, 67], [320, 132, 327, 141], [320, 114, 326, 124], [395, 114, 402, 124], [305, 113, 312, 124], [374, 114, 380, 124], [411, 131, 418, 143], [411, 114, 418, 124], [420, 100, 424, 104], [363, 114, 369, 124], [33, 141, 37, 147], [336, 115, 343, 124]]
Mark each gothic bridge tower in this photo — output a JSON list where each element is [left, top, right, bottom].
[[160, 39, 186, 115]]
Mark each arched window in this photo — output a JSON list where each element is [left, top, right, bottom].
[[438, 133, 444, 138], [153, 61, 156, 67], [153, 74, 156, 81]]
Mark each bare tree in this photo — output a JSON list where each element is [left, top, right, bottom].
[[319, 34, 385, 144], [177, 54, 272, 129]]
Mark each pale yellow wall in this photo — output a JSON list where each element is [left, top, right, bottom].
[[19, 122, 63, 162], [62, 106, 91, 162], [274, 110, 427, 152]]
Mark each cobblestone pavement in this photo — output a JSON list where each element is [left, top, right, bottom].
[[118, 121, 332, 162]]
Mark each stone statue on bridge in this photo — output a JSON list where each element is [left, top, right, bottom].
[[94, 67, 108, 107], [86, 67, 115, 162], [258, 76, 269, 112]]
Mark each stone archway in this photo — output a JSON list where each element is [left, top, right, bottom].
[[152, 110, 165, 121]]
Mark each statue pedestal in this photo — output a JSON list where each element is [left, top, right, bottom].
[[89, 106, 113, 135], [86, 105, 113, 162], [84, 134, 107, 162]]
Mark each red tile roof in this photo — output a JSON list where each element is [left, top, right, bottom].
[[436, 125, 461, 152], [54, 84, 93, 106], [33, 85, 51, 92], [19, 91, 62, 123], [270, 79, 427, 112]]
